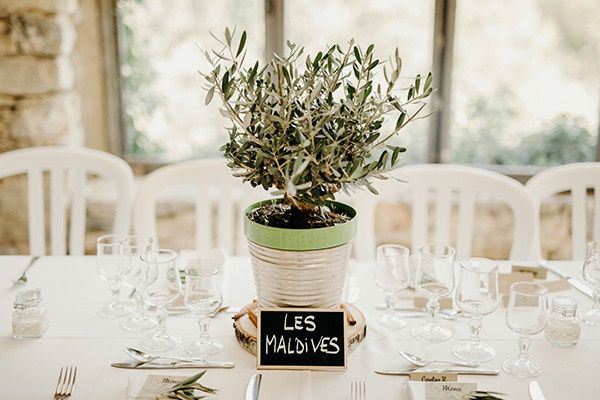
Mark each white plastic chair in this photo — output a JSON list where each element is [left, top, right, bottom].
[[526, 162, 600, 260], [353, 164, 536, 260], [0, 146, 134, 256], [134, 158, 267, 255]]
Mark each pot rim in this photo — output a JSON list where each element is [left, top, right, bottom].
[[243, 198, 357, 251]]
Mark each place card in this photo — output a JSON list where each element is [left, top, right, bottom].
[[133, 375, 184, 400], [414, 297, 453, 309], [498, 272, 534, 294], [512, 264, 548, 279], [257, 308, 346, 370], [541, 278, 570, 292], [409, 372, 458, 382], [407, 381, 477, 400]]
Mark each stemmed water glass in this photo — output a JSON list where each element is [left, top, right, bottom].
[[503, 282, 548, 378], [184, 266, 223, 357], [140, 249, 182, 352], [453, 258, 500, 362], [582, 241, 600, 325], [119, 235, 157, 331], [96, 235, 133, 318], [374, 244, 411, 331], [411, 244, 456, 342]]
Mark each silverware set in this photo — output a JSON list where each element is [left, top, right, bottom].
[[53, 366, 77, 400], [111, 347, 235, 369], [374, 305, 463, 320]]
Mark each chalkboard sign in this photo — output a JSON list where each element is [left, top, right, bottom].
[[257, 308, 347, 370]]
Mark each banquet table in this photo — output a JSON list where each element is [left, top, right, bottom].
[[0, 256, 598, 399]]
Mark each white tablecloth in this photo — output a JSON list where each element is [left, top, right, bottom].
[[0, 256, 598, 399]]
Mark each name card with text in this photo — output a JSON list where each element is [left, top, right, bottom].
[[257, 308, 347, 370]]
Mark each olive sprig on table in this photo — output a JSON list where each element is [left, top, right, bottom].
[[157, 371, 217, 400], [464, 390, 507, 400]]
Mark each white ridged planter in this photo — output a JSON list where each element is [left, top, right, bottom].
[[244, 199, 357, 309]]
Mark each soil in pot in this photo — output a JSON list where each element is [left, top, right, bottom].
[[248, 202, 350, 229]]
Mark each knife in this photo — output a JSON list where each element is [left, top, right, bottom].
[[529, 381, 546, 400], [111, 360, 235, 369], [246, 373, 262, 400], [375, 368, 500, 376], [538, 260, 594, 298]]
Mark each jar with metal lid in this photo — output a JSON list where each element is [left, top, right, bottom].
[[12, 288, 48, 338], [545, 295, 581, 347]]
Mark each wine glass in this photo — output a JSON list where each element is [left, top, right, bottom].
[[96, 235, 133, 318], [140, 249, 182, 352], [453, 257, 500, 362], [184, 266, 223, 357], [582, 240, 600, 325], [503, 282, 548, 378], [411, 243, 456, 342], [374, 244, 411, 331], [120, 235, 157, 331]]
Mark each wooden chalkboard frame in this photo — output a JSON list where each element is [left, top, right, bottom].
[[257, 308, 348, 371]]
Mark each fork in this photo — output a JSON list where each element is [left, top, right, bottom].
[[350, 381, 366, 400], [53, 366, 77, 399]]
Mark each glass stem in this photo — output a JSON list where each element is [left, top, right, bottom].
[[109, 281, 121, 305], [593, 290, 600, 311], [156, 306, 168, 336], [469, 315, 482, 345], [426, 298, 440, 325], [135, 290, 145, 314], [385, 294, 396, 316], [198, 316, 210, 339], [517, 335, 531, 361]]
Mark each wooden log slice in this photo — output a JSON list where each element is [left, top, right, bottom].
[[233, 303, 367, 356]]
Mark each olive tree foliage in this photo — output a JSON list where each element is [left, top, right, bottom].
[[201, 28, 433, 209]]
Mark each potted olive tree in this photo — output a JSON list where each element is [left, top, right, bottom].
[[202, 28, 432, 308]]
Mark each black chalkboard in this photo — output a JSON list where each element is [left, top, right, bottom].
[[257, 308, 347, 370]]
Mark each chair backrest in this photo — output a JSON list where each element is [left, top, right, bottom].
[[134, 158, 268, 255], [0, 146, 134, 256], [353, 164, 536, 260], [526, 162, 600, 260]]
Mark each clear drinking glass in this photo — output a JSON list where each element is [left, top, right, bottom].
[[96, 235, 133, 318], [374, 244, 411, 331], [120, 235, 157, 331], [184, 266, 223, 357], [140, 249, 182, 352], [453, 258, 500, 362], [582, 241, 600, 325], [503, 282, 548, 378], [411, 244, 456, 342]]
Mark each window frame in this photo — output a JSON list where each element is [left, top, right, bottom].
[[102, 0, 600, 175]]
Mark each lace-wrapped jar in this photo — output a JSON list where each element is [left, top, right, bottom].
[[12, 288, 48, 338], [545, 295, 580, 347]]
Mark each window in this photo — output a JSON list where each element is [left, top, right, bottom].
[[450, 0, 600, 167], [116, 0, 264, 162], [111, 0, 600, 169]]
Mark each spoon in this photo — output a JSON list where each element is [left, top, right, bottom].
[[125, 347, 213, 364], [399, 351, 480, 368]]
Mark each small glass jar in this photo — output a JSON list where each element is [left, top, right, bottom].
[[545, 295, 581, 347], [12, 288, 48, 339]]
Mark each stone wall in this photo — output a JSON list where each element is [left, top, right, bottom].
[[0, 0, 82, 254]]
